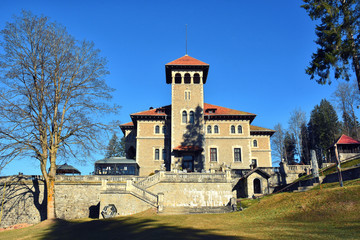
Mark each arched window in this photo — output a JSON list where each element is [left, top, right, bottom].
[[193, 73, 200, 84], [253, 140, 258, 147], [231, 125, 235, 134], [214, 125, 219, 133], [254, 178, 261, 194], [184, 73, 191, 84], [162, 126, 166, 134], [207, 125, 212, 134], [189, 111, 194, 124], [175, 73, 181, 84], [182, 111, 187, 123], [155, 125, 160, 134], [237, 125, 242, 134]]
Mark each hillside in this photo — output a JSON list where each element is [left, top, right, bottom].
[[1, 179, 359, 240]]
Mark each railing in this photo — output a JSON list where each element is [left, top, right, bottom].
[[136, 172, 161, 188], [55, 175, 135, 182], [162, 172, 227, 183], [287, 165, 311, 172], [130, 183, 158, 206], [106, 183, 126, 191]]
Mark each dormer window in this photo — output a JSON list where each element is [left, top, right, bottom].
[[206, 108, 216, 114], [156, 108, 165, 113]]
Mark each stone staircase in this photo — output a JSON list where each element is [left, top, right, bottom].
[[292, 182, 319, 192]]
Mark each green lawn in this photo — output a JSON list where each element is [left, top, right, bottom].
[[1, 179, 360, 240]]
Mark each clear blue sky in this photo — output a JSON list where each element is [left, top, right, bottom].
[[0, 0, 354, 175]]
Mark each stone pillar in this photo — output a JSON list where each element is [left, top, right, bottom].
[[126, 179, 133, 192], [226, 169, 232, 182], [157, 192, 164, 213], [101, 179, 108, 190]]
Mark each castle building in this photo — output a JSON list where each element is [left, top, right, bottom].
[[120, 55, 275, 177]]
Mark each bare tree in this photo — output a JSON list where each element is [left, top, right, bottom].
[[0, 11, 118, 219], [271, 123, 286, 163], [288, 108, 306, 162], [332, 81, 360, 139]]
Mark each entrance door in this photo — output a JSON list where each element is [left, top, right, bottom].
[[182, 155, 194, 172], [253, 178, 261, 194]]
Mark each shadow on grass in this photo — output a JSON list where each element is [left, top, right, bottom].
[[41, 217, 248, 240]]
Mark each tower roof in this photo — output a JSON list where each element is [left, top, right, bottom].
[[165, 55, 210, 84], [166, 55, 209, 66]]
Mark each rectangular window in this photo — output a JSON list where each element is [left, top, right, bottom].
[[155, 149, 159, 160], [210, 148, 217, 162], [234, 148, 241, 162]]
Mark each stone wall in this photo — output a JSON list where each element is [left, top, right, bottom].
[[0, 175, 130, 228], [0, 176, 46, 228]]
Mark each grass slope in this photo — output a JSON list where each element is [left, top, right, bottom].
[[1, 180, 359, 240]]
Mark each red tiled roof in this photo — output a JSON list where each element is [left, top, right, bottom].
[[120, 122, 134, 127], [166, 55, 209, 66], [204, 103, 256, 116], [336, 134, 360, 145], [131, 105, 170, 116], [173, 145, 203, 151], [128, 103, 255, 117], [250, 125, 275, 132]]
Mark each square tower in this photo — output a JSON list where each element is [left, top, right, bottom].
[[165, 55, 209, 172]]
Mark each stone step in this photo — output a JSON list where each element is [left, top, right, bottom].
[[159, 206, 232, 215], [294, 183, 320, 192]]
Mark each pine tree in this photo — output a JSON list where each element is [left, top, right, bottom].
[[308, 99, 340, 163], [302, 0, 360, 91], [105, 133, 124, 158], [300, 123, 311, 165], [284, 132, 297, 165]]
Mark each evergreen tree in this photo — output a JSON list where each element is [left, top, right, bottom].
[[300, 123, 311, 165], [105, 133, 125, 158], [308, 99, 340, 164], [302, 0, 360, 91], [284, 132, 297, 165]]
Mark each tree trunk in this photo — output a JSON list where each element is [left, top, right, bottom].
[[46, 177, 56, 219]]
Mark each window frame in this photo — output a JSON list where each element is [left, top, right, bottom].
[[214, 125, 219, 134], [155, 125, 160, 134], [182, 110, 187, 123], [234, 148, 242, 162], [207, 125, 212, 134], [155, 149, 160, 160], [230, 125, 235, 134], [237, 125, 242, 134], [189, 111, 194, 124], [210, 148, 217, 162]]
